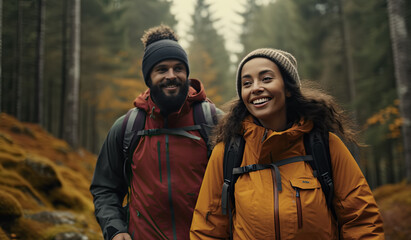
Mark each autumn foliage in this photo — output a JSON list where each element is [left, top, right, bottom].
[[364, 100, 402, 139]]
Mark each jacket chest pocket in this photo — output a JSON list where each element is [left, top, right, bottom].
[[290, 177, 321, 229]]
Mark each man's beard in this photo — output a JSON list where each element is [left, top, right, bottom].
[[150, 78, 190, 117]]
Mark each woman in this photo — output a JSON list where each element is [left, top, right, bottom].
[[190, 48, 384, 239]]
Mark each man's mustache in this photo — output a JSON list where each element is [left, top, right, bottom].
[[158, 79, 181, 88]]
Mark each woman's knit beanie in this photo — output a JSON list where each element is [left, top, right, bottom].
[[141, 25, 189, 86], [236, 48, 301, 98]]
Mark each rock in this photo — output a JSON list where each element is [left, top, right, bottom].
[[53, 232, 88, 240], [19, 155, 62, 191], [25, 211, 75, 225]]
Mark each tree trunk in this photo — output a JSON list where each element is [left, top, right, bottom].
[[16, 0, 23, 119], [91, 104, 97, 153], [385, 141, 395, 183], [0, 0, 2, 113], [64, 0, 81, 148], [336, 0, 362, 165], [338, 0, 357, 119], [35, 0, 45, 124], [386, 0, 411, 183], [59, 0, 69, 138]]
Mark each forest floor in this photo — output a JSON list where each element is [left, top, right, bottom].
[[0, 113, 409, 240], [0, 113, 101, 240]]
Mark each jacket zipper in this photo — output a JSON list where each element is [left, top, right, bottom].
[[271, 168, 281, 240], [157, 141, 162, 183], [295, 188, 303, 229], [164, 118, 177, 240]]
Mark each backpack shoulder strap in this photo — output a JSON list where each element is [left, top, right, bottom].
[[121, 107, 146, 184], [221, 135, 245, 215], [221, 135, 245, 240], [304, 130, 337, 219], [193, 101, 219, 157]]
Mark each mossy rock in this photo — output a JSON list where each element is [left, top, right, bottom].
[[0, 190, 23, 221], [48, 188, 87, 211], [0, 186, 46, 210], [53, 231, 88, 240], [0, 169, 47, 209], [18, 155, 62, 191], [25, 211, 76, 225], [43, 224, 102, 240], [10, 124, 36, 139], [42, 225, 80, 240]]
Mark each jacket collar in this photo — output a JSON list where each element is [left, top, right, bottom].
[[133, 78, 207, 120], [242, 116, 313, 164]]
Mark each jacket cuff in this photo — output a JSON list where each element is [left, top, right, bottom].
[[105, 219, 127, 240]]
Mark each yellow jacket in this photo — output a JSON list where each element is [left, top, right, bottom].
[[190, 117, 384, 239]]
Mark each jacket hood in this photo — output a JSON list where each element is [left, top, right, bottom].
[[242, 116, 313, 164], [133, 78, 207, 117]]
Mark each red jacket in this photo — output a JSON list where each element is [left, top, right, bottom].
[[128, 79, 210, 239]]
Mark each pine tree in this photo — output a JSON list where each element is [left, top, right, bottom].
[[188, 0, 233, 104]]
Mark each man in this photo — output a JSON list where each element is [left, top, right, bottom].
[[90, 25, 221, 240]]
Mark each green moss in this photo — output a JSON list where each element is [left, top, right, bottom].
[[0, 190, 23, 221]]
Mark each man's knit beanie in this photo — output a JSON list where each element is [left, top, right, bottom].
[[141, 25, 189, 86], [236, 48, 301, 98]]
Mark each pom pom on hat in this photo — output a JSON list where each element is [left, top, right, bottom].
[[141, 25, 179, 48]]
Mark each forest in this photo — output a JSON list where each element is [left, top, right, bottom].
[[0, 0, 410, 239]]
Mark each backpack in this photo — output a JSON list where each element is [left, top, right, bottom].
[[120, 100, 220, 184], [221, 129, 336, 238]]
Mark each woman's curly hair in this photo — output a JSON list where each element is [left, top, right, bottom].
[[212, 70, 358, 147]]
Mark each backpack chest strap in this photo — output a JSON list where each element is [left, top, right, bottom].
[[232, 155, 313, 192], [137, 125, 202, 140]]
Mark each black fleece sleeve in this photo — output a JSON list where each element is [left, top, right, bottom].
[[90, 115, 129, 240]]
